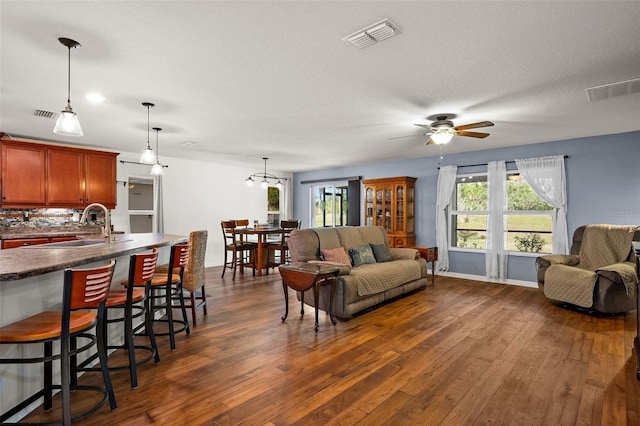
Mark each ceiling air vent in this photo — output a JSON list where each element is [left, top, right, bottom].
[[586, 78, 640, 102], [343, 19, 399, 49], [34, 109, 56, 119]]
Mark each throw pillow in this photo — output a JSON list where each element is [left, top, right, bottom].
[[348, 245, 377, 267], [369, 243, 392, 263], [321, 247, 352, 266]]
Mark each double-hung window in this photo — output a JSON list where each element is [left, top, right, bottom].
[[450, 171, 553, 254]]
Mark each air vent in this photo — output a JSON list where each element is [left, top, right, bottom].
[[343, 19, 398, 49], [34, 109, 57, 119], [586, 78, 640, 102]]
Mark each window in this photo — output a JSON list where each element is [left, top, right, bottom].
[[267, 186, 280, 226], [450, 172, 553, 253], [128, 177, 155, 233], [311, 185, 348, 227]]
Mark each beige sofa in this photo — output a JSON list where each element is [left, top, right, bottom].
[[287, 226, 428, 319]]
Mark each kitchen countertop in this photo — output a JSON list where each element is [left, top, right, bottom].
[[0, 233, 187, 281]]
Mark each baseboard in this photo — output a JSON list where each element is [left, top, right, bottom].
[[429, 269, 538, 288]]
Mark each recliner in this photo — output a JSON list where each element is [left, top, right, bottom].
[[536, 224, 640, 314]]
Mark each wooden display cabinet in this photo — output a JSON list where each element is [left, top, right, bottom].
[[362, 176, 416, 248]]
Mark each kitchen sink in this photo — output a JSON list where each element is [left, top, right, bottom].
[[23, 238, 132, 248]]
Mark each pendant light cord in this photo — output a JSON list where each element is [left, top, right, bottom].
[[66, 46, 71, 106]]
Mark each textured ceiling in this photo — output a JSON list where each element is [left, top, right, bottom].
[[1, 1, 639, 172]]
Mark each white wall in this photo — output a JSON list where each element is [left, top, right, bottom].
[[112, 150, 291, 268]]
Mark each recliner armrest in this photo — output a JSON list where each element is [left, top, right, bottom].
[[536, 254, 580, 269]]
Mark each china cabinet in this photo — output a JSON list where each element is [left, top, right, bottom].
[[362, 176, 416, 247]]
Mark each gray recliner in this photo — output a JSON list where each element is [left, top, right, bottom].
[[536, 225, 640, 314]]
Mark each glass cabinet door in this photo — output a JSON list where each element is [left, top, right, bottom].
[[406, 184, 415, 233], [383, 187, 392, 231], [365, 188, 374, 226], [395, 184, 405, 232]]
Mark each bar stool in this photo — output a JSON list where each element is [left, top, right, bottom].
[[77, 249, 159, 389], [0, 260, 117, 425], [134, 242, 191, 350]]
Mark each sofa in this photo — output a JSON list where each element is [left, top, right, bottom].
[[536, 224, 640, 314], [287, 226, 428, 319]]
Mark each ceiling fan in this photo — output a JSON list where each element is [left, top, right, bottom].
[[391, 114, 494, 145]]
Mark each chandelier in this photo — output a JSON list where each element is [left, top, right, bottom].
[[245, 157, 287, 188]]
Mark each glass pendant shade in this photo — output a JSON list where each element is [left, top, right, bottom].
[[431, 131, 454, 145], [151, 162, 163, 176], [140, 145, 156, 164], [54, 107, 83, 136]]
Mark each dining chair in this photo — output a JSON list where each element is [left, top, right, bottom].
[[268, 219, 301, 265], [221, 220, 257, 279]]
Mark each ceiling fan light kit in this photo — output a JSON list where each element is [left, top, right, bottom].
[[404, 114, 494, 146], [53, 37, 83, 137]]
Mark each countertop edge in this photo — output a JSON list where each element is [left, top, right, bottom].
[[0, 233, 187, 281]]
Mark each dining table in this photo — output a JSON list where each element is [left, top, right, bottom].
[[235, 226, 283, 276]]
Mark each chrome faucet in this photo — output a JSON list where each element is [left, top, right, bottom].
[[80, 203, 113, 243]]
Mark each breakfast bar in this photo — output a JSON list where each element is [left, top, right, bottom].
[[0, 232, 187, 422]]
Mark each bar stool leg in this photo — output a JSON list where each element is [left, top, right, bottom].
[[96, 306, 117, 410]]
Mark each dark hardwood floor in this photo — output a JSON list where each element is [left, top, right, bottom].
[[22, 266, 640, 425]]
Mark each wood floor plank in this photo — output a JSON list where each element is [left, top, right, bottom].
[[17, 268, 638, 425]]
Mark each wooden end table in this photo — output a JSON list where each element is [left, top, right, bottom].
[[278, 262, 339, 332], [413, 246, 438, 286]]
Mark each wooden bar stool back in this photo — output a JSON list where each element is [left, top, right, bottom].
[[140, 243, 191, 350], [79, 248, 159, 389], [156, 231, 208, 326], [0, 260, 116, 425], [269, 219, 301, 265]]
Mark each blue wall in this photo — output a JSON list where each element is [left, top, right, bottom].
[[293, 131, 640, 282]]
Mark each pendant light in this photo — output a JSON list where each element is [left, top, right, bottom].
[[53, 37, 83, 137], [139, 102, 156, 164], [245, 157, 287, 188], [151, 127, 163, 175]]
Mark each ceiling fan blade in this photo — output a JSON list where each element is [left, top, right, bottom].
[[453, 121, 494, 131], [456, 130, 490, 138], [389, 134, 422, 140], [414, 124, 432, 129], [389, 131, 432, 140], [425, 138, 435, 145]]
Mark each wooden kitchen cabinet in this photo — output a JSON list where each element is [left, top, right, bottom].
[[84, 151, 117, 208], [0, 137, 118, 208], [46, 147, 85, 206], [362, 176, 416, 248], [1, 238, 50, 249], [0, 141, 46, 206]]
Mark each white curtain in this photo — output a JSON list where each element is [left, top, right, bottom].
[[435, 165, 457, 271], [282, 178, 293, 220], [486, 161, 507, 279], [515, 155, 569, 254], [153, 174, 164, 233]]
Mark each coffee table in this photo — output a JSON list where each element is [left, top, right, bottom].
[[278, 262, 339, 332]]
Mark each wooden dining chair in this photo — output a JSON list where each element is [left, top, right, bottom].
[[221, 220, 257, 279], [268, 219, 301, 265]]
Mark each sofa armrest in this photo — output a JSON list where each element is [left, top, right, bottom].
[[389, 247, 419, 260]]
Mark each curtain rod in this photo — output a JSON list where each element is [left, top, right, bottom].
[[300, 176, 362, 185], [438, 155, 569, 169]]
